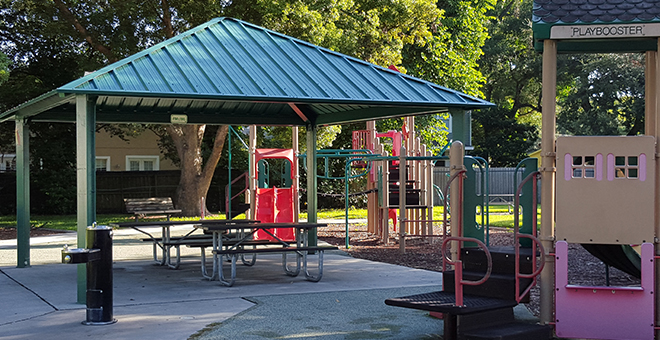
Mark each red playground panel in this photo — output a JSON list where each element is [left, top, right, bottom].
[[254, 187, 295, 241]]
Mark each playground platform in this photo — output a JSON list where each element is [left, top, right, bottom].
[[0, 222, 540, 340]]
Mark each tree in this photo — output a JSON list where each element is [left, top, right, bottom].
[[557, 53, 645, 136], [1, 0, 457, 216], [402, 0, 495, 97], [470, 0, 541, 166]]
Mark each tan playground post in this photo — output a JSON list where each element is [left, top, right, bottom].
[[449, 140, 465, 262], [540, 39, 557, 326], [399, 145, 407, 254], [380, 143, 390, 244], [654, 40, 660, 340]]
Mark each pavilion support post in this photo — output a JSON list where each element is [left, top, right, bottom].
[[306, 124, 318, 246], [75, 94, 97, 304], [292, 126, 299, 222], [367, 120, 377, 234], [450, 109, 471, 147], [249, 125, 257, 220], [540, 39, 557, 326], [15, 117, 30, 268]]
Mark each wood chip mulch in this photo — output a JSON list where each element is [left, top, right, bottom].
[[0, 227, 66, 240]]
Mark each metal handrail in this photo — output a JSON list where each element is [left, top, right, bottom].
[[441, 236, 493, 307], [513, 171, 546, 303], [442, 170, 466, 240], [225, 171, 249, 219]]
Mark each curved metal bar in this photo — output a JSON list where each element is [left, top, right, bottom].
[[218, 254, 237, 287], [513, 171, 540, 236], [441, 235, 493, 307], [468, 156, 490, 244], [303, 250, 324, 282], [442, 236, 493, 286], [129, 226, 166, 265], [282, 251, 302, 276], [199, 247, 213, 280], [513, 171, 546, 303], [442, 169, 467, 271], [516, 235, 546, 281], [240, 252, 257, 266]]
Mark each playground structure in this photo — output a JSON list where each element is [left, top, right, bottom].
[[222, 77, 655, 340], [353, 118, 438, 248], [386, 3, 660, 340]]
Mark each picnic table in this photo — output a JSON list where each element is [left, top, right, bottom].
[[110, 219, 258, 269], [195, 222, 338, 286]]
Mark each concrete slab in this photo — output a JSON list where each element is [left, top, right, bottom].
[[0, 225, 540, 340]]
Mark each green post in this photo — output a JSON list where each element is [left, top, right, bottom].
[[15, 117, 30, 268], [306, 124, 317, 246], [517, 158, 538, 247], [462, 157, 484, 246], [450, 108, 471, 147], [227, 125, 232, 219], [76, 94, 97, 304]]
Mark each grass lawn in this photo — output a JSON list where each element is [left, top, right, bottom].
[[0, 205, 537, 231]]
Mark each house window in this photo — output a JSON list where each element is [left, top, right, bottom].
[[126, 156, 159, 171], [96, 157, 111, 171]]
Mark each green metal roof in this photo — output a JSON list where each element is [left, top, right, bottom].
[[1, 17, 493, 125]]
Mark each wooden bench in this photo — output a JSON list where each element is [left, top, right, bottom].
[[124, 197, 182, 221]]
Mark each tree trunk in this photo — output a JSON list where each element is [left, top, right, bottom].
[[167, 124, 229, 216]]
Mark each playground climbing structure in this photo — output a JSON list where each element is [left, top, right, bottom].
[[352, 118, 438, 248]]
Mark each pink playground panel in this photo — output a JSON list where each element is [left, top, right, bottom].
[[555, 241, 655, 340]]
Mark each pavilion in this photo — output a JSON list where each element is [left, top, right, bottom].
[[0, 17, 493, 299]]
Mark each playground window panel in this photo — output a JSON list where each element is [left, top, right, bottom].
[[607, 154, 643, 180], [571, 155, 595, 179]]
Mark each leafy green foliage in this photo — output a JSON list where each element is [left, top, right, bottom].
[[0, 0, 496, 212], [403, 0, 495, 97], [0, 53, 9, 85], [225, 0, 442, 69], [29, 123, 77, 214], [557, 54, 645, 136], [470, 0, 540, 166], [471, 106, 537, 167]]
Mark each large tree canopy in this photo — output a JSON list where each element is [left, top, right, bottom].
[[0, 0, 494, 215], [471, 0, 540, 166]]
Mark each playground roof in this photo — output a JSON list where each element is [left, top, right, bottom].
[[533, 0, 660, 53], [0, 17, 493, 126]]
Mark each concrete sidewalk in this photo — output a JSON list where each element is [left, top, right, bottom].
[[0, 226, 536, 339]]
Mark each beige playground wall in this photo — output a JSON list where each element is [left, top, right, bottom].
[[556, 136, 655, 244]]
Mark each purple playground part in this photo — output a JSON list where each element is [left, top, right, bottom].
[[555, 241, 654, 340]]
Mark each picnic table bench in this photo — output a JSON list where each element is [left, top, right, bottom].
[[110, 219, 258, 269], [124, 197, 182, 221], [487, 194, 514, 213], [195, 222, 338, 286]]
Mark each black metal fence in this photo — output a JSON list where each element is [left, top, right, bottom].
[[433, 167, 540, 205], [0, 170, 230, 214]]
